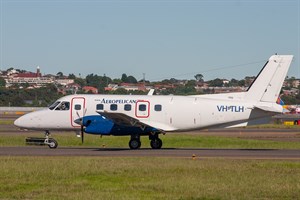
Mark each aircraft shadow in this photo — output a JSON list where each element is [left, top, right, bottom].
[[59, 147, 278, 152]]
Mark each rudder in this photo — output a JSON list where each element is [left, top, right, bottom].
[[246, 55, 293, 103]]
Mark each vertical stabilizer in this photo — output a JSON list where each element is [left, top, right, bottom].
[[246, 55, 293, 103]]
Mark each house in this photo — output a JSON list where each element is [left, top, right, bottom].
[[292, 79, 300, 88], [55, 79, 74, 86], [82, 86, 98, 94], [4, 66, 54, 87], [104, 84, 119, 91], [105, 83, 153, 92], [222, 79, 229, 85]]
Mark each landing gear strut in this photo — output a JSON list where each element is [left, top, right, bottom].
[[149, 133, 162, 149], [44, 131, 58, 149], [25, 131, 58, 149], [129, 134, 141, 150]]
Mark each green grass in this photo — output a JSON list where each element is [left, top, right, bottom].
[[1, 133, 300, 149], [0, 157, 299, 200], [0, 120, 14, 125]]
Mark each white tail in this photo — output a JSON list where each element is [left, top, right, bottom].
[[246, 55, 293, 103]]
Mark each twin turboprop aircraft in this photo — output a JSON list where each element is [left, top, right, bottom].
[[14, 55, 293, 149]]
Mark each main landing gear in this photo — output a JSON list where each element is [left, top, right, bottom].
[[129, 134, 141, 149], [128, 133, 162, 150], [149, 133, 162, 149], [25, 131, 58, 149]]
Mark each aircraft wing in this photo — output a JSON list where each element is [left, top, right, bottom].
[[96, 111, 160, 131]]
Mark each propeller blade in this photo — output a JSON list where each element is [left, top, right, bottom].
[[76, 111, 81, 119], [76, 108, 87, 144], [81, 124, 84, 143]]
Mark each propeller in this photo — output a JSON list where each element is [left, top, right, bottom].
[[76, 108, 87, 144], [81, 122, 84, 143]]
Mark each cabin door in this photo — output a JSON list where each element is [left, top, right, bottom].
[[135, 100, 150, 118]]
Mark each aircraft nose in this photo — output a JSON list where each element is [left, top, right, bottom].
[[74, 118, 82, 125], [14, 117, 25, 128], [14, 113, 36, 129]]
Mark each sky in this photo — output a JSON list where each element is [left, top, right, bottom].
[[0, 0, 299, 81]]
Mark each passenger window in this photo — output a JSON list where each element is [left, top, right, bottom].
[[74, 104, 81, 110], [124, 104, 131, 111], [110, 104, 117, 111], [55, 102, 70, 111], [96, 104, 104, 110], [139, 104, 147, 111], [154, 104, 162, 111]]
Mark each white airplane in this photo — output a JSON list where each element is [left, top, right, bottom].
[[14, 55, 293, 149]]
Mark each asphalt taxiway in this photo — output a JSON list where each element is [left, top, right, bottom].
[[1, 146, 300, 160], [1, 114, 300, 159]]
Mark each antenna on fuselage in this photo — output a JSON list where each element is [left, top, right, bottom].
[[147, 89, 155, 96]]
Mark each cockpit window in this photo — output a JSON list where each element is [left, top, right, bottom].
[[55, 101, 70, 111], [49, 101, 60, 110]]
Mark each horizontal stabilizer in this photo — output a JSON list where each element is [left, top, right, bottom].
[[254, 103, 283, 113]]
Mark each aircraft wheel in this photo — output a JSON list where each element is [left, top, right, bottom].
[[48, 139, 58, 149], [150, 138, 162, 149], [129, 139, 141, 150]]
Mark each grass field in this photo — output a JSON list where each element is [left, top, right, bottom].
[[0, 119, 14, 125], [1, 121, 300, 199], [0, 157, 299, 200]]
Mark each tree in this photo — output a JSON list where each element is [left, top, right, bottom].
[[0, 77, 5, 87], [68, 73, 76, 79], [113, 78, 122, 84], [86, 73, 100, 88], [238, 80, 245, 87], [194, 74, 204, 82], [209, 78, 223, 87], [229, 79, 239, 87], [174, 85, 197, 95], [56, 72, 64, 78], [74, 78, 86, 87], [120, 73, 137, 83], [86, 73, 112, 93], [185, 80, 196, 87], [111, 88, 128, 94], [126, 76, 137, 83], [121, 74, 128, 82]]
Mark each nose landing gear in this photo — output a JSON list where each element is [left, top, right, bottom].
[[25, 131, 58, 149], [44, 131, 58, 149]]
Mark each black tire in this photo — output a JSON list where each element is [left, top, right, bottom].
[[150, 138, 162, 149], [48, 139, 58, 149], [129, 139, 141, 150]]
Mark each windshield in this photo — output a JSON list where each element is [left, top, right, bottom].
[[49, 101, 60, 110], [55, 101, 70, 111]]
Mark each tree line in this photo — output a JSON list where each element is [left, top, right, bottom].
[[0, 72, 300, 106]]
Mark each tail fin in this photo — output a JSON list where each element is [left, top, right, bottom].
[[246, 55, 293, 103]]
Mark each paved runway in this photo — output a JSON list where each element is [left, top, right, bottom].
[[2, 114, 300, 159], [1, 146, 300, 160]]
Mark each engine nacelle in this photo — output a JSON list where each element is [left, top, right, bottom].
[[82, 115, 114, 135]]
